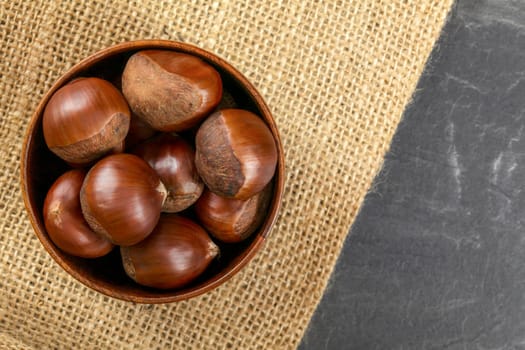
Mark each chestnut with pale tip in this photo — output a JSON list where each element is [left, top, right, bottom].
[[80, 153, 168, 246], [121, 214, 219, 290], [43, 169, 114, 258], [195, 109, 278, 200], [132, 133, 204, 213], [194, 184, 272, 243], [122, 50, 222, 132], [42, 77, 130, 165]]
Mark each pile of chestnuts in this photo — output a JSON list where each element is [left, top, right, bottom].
[[41, 50, 277, 290]]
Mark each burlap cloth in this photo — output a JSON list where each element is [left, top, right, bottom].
[[0, 1, 452, 349]]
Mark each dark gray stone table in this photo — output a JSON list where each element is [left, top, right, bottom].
[[299, 1, 525, 349]]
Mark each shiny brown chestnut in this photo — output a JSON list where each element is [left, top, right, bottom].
[[122, 50, 222, 132], [132, 133, 203, 213], [80, 153, 167, 246], [195, 109, 278, 200], [42, 77, 130, 165], [121, 214, 219, 289], [43, 169, 114, 258], [194, 184, 272, 243]]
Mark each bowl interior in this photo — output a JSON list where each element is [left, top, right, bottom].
[[21, 41, 284, 303]]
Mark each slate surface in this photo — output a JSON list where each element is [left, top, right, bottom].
[[299, 1, 525, 349]]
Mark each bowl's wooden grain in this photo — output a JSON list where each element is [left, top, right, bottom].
[[20, 40, 285, 303]]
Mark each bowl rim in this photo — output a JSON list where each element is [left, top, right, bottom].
[[20, 39, 285, 303]]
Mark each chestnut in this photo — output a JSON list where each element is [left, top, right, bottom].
[[43, 169, 113, 258], [121, 50, 222, 132], [120, 214, 219, 289], [42, 77, 130, 165], [80, 153, 167, 246], [132, 133, 204, 213], [195, 109, 277, 200], [194, 184, 272, 243]]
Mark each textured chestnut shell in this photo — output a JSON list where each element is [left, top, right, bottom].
[[80, 153, 167, 246], [121, 214, 219, 289], [194, 184, 272, 243], [42, 77, 130, 165], [132, 133, 203, 213], [195, 109, 277, 199], [122, 50, 222, 132], [43, 169, 114, 258]]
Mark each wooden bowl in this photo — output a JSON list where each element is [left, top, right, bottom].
[[20, 40, 284, 303]]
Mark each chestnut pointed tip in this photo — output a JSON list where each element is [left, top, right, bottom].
[[157, 181, 168, 206], [208, 240, 220, 260]]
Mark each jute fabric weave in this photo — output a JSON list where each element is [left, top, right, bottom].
[[0, 1, 452, 349]]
